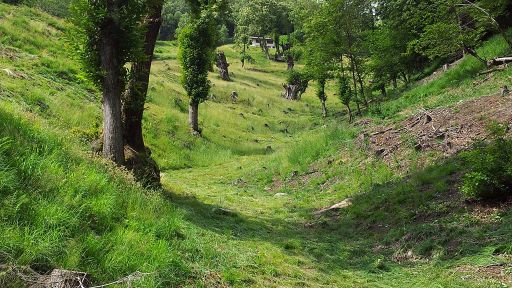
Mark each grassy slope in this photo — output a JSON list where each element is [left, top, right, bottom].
[[1, 3, 512, 287]]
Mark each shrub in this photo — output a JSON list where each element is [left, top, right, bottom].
[[460, 138, 512, 200]]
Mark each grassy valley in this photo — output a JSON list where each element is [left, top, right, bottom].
[[1, 3, 512, 287]]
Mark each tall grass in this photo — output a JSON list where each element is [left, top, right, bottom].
[[0, 108, 202, 287]]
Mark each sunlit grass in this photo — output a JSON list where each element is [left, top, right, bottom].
[[1, 3, 512, 287]]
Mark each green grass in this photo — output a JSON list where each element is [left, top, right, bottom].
[[2, 3, 512, 287], [375, 33, 512, 120]]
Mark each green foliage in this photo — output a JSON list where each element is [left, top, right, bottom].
[[461, 138, 512, 200], [160, 0, 189, 40], [5, 3, 512, 287], [236, 0, 290, 40], [286, 68, 307, 84], [178, 10, 216, 104], [69, 0, 144, 87], [316, 77, 326, 101], [337, 76, 352, 106]]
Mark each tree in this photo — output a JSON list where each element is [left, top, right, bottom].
[[338, 76, 353, 123], [178, 0, 226, 135], [234, 24, 254, 68], [236, 0, 290, 60], [215, 50, 230, 81], [71, 0, 144, 165], [414, 1, 488, 65], [282, 69, 309, 100], [159, 0, 189, 40], [317, 77, 328, 118], [123, 0, 164, 153], [456, 0, 512, 50]]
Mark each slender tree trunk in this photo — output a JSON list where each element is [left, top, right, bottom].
[[287, 55, 294, 70], [189, 101, 200, 134], [350, 58, 361, 115], [321, 99, 327, 118], [123, 2, 163, 153], [463, 44, 488, 66], [274, 34, 280, 55], [352, 55, 368, 108], [400, 71, 409, 86], [356, 73, 367, 108], [241, 43, 246, 68], [100, 10, 124, 165], [346, 104, 352, 123]]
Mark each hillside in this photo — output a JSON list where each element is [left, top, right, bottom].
[[1, 3, 512, 287]]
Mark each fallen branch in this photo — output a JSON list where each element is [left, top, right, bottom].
[[0, 265, 153, 288], [487, 57, 512, 67], [313, 198, 353, 216]]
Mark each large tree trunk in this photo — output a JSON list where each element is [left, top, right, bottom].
[[216, 51, 230, 81], [283, 84, 302, 100], [283, 79, 308, 101], [100, 10, 124, 165], [189, 101, 200, 134], [123, 2, 163, 153]]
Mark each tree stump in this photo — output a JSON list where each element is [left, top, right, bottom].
[[46, 269, 91, 288], [215, 51, 230, 81], [231, 91, 238, 102], [282, 83, 307, 100], [501, 85, 510, 97]]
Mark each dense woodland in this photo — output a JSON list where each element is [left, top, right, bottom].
[[1, 0, 512, 287]]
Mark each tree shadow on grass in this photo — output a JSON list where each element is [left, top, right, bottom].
[[162, 155, 512, 277]]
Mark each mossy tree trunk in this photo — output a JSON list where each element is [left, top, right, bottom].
[[100, 6, 124, 165], [123, 2, 163, 153]]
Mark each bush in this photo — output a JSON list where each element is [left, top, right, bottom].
[[460, 138, 512, 200]]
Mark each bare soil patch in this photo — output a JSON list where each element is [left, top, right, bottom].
[[358, 94, 512, 163]]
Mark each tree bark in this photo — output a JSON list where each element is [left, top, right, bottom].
[[321, 99, 327, 118], [282, 80, 308, 100], [189, 101, 200, 134], [123, 2, 163, 153], [346, 104, 353, 123], [352, 55, 368, 108], [350, 58, 361, 116], [241, 43, 246, 68], [100, 8, 124, 165], [287, 54, 294, 70], [216, 51, 230, 81]]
